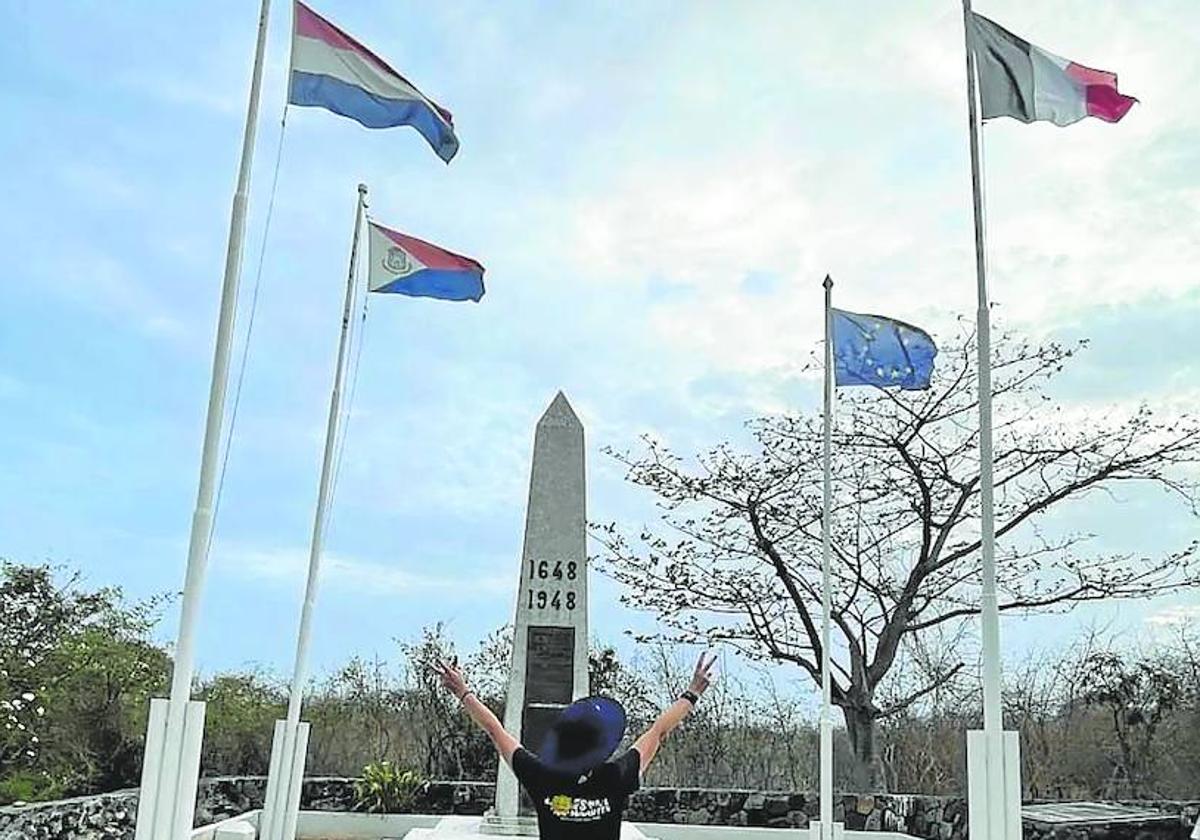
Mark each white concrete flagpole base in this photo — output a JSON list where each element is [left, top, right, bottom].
[[818, 715, 834, 840], [259, 718, 311, 840], [967, 729, 1021, 840], [258, 720, 288, 840], [810, 819, 845, 840], [134, 697, 206, 840]]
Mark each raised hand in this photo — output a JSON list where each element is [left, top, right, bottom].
[[688, 652, 718, 696], [433, 658, 469, 699]]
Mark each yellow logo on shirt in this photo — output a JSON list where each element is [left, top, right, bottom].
[[544, 794, 612, 821]]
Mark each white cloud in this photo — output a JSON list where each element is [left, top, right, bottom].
[[1145, 604, 1200, 628], [38, 249, 189, 343], [0, 372, 23, 401], [216, 544, 509, 597], [55, 162, 143, 207], [7, 0, 1200, 674], [498, 0, 1200, 400]]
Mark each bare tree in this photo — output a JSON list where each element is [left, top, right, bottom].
[[594, 329, 1200, 790], [1175, 623, 1200, 699], [1080, 648, 1185, 798], [1002, 627, 1107, 799], [398, 624, 498, 780], [876, 625, 976, 794], [626, 643, 819, 789]]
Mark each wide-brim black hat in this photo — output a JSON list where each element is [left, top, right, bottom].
[[538, 696, 627, 776]]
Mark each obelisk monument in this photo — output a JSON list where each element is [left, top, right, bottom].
[[490, 391, 590, 829]]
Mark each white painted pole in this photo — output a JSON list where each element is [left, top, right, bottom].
[[262, 184, 367, 840], [820, 274, 835, 840], [172, 0, 273, 711], [284, 182, 368, 730], [961, 0, 1002, 744], [962, 5, 1010, 840], [140, 1, 272, 837]]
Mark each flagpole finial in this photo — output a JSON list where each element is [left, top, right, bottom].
[[823, 274, 833, 290], [357, 183, 368, 196]]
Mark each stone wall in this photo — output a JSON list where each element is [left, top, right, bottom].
[[2, 777, 1196, 840], [0, 789, 139, 840], [625, 790, 963, 835], [194, 778, 964, 835], [193, 776, 496, 824]]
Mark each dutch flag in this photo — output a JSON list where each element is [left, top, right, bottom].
[[288, 1, 460, 162]]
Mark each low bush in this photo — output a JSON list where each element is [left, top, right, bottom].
[[352, 760, 428, 814]]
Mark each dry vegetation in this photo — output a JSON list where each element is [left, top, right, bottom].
[[2, 561, 1196, 805]]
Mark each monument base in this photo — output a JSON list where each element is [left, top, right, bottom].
[[407, 815, 652, 838], [478, 812, 539, 836]]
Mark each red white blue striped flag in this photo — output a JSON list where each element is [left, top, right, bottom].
[[288, 1, 459, 162]]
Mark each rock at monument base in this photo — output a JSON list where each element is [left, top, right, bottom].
[[407, 815, 655, 838]]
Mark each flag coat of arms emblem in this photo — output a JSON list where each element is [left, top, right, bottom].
[[367, 222, 485, 302]]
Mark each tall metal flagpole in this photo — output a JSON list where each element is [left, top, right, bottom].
[[962, 4, 1020, 840], [260, 184, 369, 840], [288, 180, 368, 744], [819, 274, 836, 840], [135, 1, 272, 837], [961, 0, 1001, 743]]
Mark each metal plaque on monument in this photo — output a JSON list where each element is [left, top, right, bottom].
[[483, 391, 590, 836]]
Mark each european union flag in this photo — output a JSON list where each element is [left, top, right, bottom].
[[832, 309, 937, 390]]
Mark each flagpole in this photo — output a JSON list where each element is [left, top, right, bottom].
[[962, 0, 1001, 745], [136, 1, 272, 837], [261, 183, 369, 840], [820, 274, 835, 840], [171, 0, 271, 728], [287, 181, 367, 730], [962, 3, 1014, 840]]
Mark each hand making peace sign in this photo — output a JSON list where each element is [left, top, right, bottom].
[[687, 652, 718, 697]]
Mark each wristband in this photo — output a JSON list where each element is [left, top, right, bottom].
[[458, 690, 475, 703], [680, 690, 700, 706]]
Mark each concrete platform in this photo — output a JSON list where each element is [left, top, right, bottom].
[[407, 815, 652, 838], [1021, 802, 1177, 826], [191, 810, 928, 840]]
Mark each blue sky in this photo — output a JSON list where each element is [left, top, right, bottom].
[[1, 0, 1197, 699]]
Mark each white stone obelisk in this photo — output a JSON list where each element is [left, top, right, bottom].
[[486, 392, 590, 835]]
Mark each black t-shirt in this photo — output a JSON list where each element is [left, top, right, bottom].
[[511, 746, 641, 840]]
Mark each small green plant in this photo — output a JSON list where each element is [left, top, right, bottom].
[[353, 760, 427, 814], [0, 771, 64, 806]]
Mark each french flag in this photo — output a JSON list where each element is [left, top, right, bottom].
[[367, 222, 485, 302], [288, 1, 459, 162], [971, 13, 1136, 127]]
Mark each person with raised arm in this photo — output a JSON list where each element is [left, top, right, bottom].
[[433, 652, 717, 840]]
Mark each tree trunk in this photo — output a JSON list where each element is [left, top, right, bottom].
[[842, 703, 888, 793]]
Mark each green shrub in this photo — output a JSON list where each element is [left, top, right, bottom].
[[0, 771, 64, 806], [353, 760, 427, 814]]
